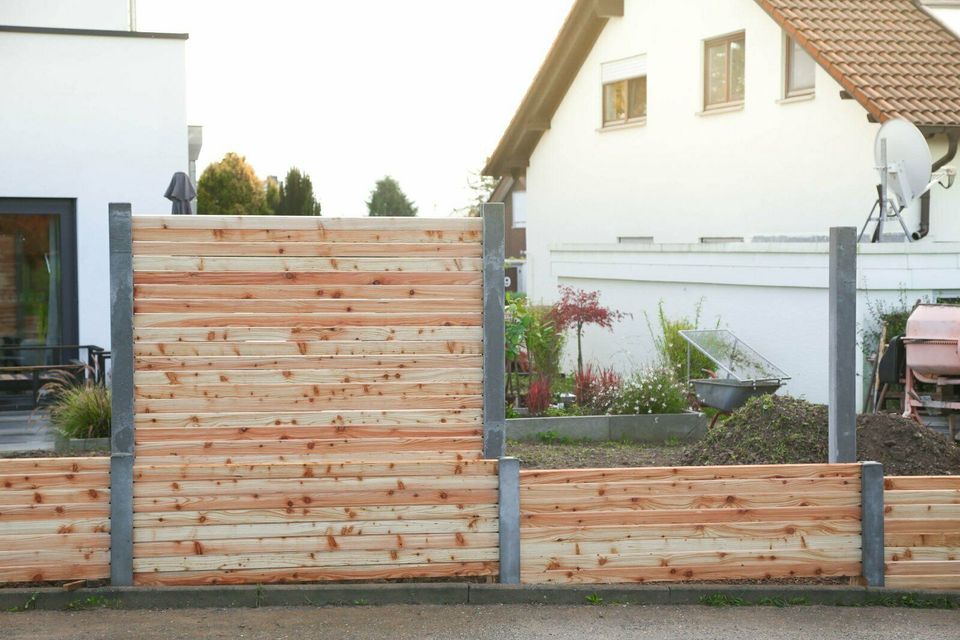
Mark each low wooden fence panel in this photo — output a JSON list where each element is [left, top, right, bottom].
[[518, 463, 863, 584], [131, 459, 498, 585], [884, 475, 960, 590], [0, 457, 110, 584]]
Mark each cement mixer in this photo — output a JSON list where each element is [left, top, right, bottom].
[[902, 304, 960, 440]]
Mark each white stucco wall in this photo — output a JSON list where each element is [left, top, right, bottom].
[[0, 0, 131, 30], [525, 0, 960, 300], [0, 30, 187, 348], [519, 0, 960, 405]]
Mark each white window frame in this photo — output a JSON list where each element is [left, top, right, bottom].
[[601, 54, 648, 127]]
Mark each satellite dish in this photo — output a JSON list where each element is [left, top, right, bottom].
[[874, 118, 932, 207]]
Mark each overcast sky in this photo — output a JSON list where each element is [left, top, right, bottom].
[[136, 0, 571, 216]]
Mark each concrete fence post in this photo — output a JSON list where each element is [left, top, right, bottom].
[[482, 203, 506, 459], [860, 461, 885, 587], [498, 456, 521, 584], [108, 203, 135, 586], [829, 226, 857, 463]]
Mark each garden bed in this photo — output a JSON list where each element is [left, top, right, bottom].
[[507, 439, 685, 469]]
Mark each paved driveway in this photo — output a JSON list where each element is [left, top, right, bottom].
[[1, 604, 957, 640]]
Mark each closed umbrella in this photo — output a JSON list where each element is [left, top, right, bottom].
[[164, 171, 197, 215]]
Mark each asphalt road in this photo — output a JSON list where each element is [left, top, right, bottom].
[[2, 604, 958, 640]]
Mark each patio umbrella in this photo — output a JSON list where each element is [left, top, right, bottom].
[[164, 171, 197, 215]]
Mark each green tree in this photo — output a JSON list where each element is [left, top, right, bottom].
[[366, 176, 417, 216], [197, 152, 265, 215], [263, 176, 281, 214], [277, 167, 321, 215]]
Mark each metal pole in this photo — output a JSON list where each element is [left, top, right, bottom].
[[482, 203, 506, 459], [860, 461, 885, 587], [108, 203, 135, 586], [829, 227, 857, 463], [498, 456, 521, 584]]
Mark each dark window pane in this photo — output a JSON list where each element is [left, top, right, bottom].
[[628, 76, 647, 119]]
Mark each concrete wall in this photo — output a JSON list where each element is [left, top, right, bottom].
[[0, 30, 187, 348], [0, 0, 131, 30]]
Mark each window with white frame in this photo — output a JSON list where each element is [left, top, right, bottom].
[[704, 32, 745, 109], [511, 191, 527, 229], [784, 34, 815, 97], [601, 54, 647, 126]]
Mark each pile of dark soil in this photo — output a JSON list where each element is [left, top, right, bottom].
[[680, 395, 960, 475]]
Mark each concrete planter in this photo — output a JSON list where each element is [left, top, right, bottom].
[[54, 433, 110, 453], [506, 412, 707, 444]]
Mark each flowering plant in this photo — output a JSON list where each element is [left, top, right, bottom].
[[609, 366, 689, 415], [574, 364, 622, 415]]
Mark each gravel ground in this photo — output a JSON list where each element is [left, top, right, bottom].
[[507, 440, 683, 469], [1, 604, 957, 640]]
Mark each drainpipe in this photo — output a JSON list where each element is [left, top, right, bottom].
[[913, 130, 959, 240]]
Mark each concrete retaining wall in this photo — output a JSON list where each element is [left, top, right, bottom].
[[506, 412, 706, 443]]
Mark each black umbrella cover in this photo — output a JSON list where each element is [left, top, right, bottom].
[[164, 171, 198, 215]]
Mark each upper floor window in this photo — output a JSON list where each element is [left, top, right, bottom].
[[601, 54, 647, 126], [784, 35, 815, 97], [704, 32, 745, 109]]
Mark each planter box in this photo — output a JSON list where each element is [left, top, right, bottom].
[[54, 433, 110, 453], [506, 412, 707, 444]]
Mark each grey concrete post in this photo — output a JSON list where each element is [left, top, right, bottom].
[[108, 204, 135, 586], [828, 227, 857, 463], [498, 456, 521, 584], [482, 203, 506, 459], [860, 461, 885, 587]]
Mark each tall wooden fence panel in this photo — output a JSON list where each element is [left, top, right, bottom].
[[127, 215, 494, 585], [519, 463, 862, 584], [884, 475, 960, 590], [0, 457, 110, 584]]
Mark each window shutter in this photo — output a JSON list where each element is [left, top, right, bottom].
[[602, 54, 647, 83]]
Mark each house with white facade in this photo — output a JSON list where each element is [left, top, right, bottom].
[[0, 0, 198, 365], [484, 0, 960, 405]]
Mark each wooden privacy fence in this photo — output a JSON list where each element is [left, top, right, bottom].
[[884, 475, 960, 590], [517, 463, 864, 584], [106, 209, 507, 586], [0, 457, 110, 584]]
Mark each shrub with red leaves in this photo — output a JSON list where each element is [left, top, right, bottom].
[[552, 286, 627, 377], [574, 364, 622, 415], [526, 376, 552, 417]]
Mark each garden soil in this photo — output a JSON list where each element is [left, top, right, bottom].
[[680, 395, 960, 475]]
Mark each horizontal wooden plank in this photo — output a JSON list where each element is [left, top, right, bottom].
[[134, 531, 498, 558], [133, 561, 497, 586], [0, 532, 109, 552], [134, 271, 483, 286], [132, 215, 482, 232], [520, 492, 859, 513], [883, 574, 960, 589], [133, 241, 482, 257], [0, 471, 109, 490], [525, 548, 859, 573], [136, 394, 483, 413], [885, 476, 960, 491], [884, 560, 960, 576], [133, 256, 482, 273], [883, 504, 960, 518], [519, 464, 862, 485], [885, 547, 960, 561], [523, 506, 861, 528], [133, 474, 498, 498], [884, 518, 960, 534], [0, 562, 110, 584], [0, 547, 110, 566], [134, 451, 484, 466], [133, 487, 498, 513], [524, 534, 862, 557], [134, 409, 481, 429], [133, 546, 497, 572], [522, 560, 861, 584], [520, 477, 859, 499], [133, 460, 497, 482], [133, 341, 483, 358], [134, 298, 481, 314], [134, 436, 484, 458], [135, 368, 483, 386], [132, 503, 498, 528], [885, 533, 960, 548], [0, 458, 109, 475], [134, 518, 498, 543], [520, 520, 862, 544], [135, 381, 482, 400], [134, 284, 482, 301], [884, 489, 960, 505], [0, 502, 110, 523], [134, 312, 482, 329], [0, 517, 109, 536], [135, 425, 482, 444], [134, 326, 483, 343], [135, 354, 482, 371], [0, 487, 109, 507]]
